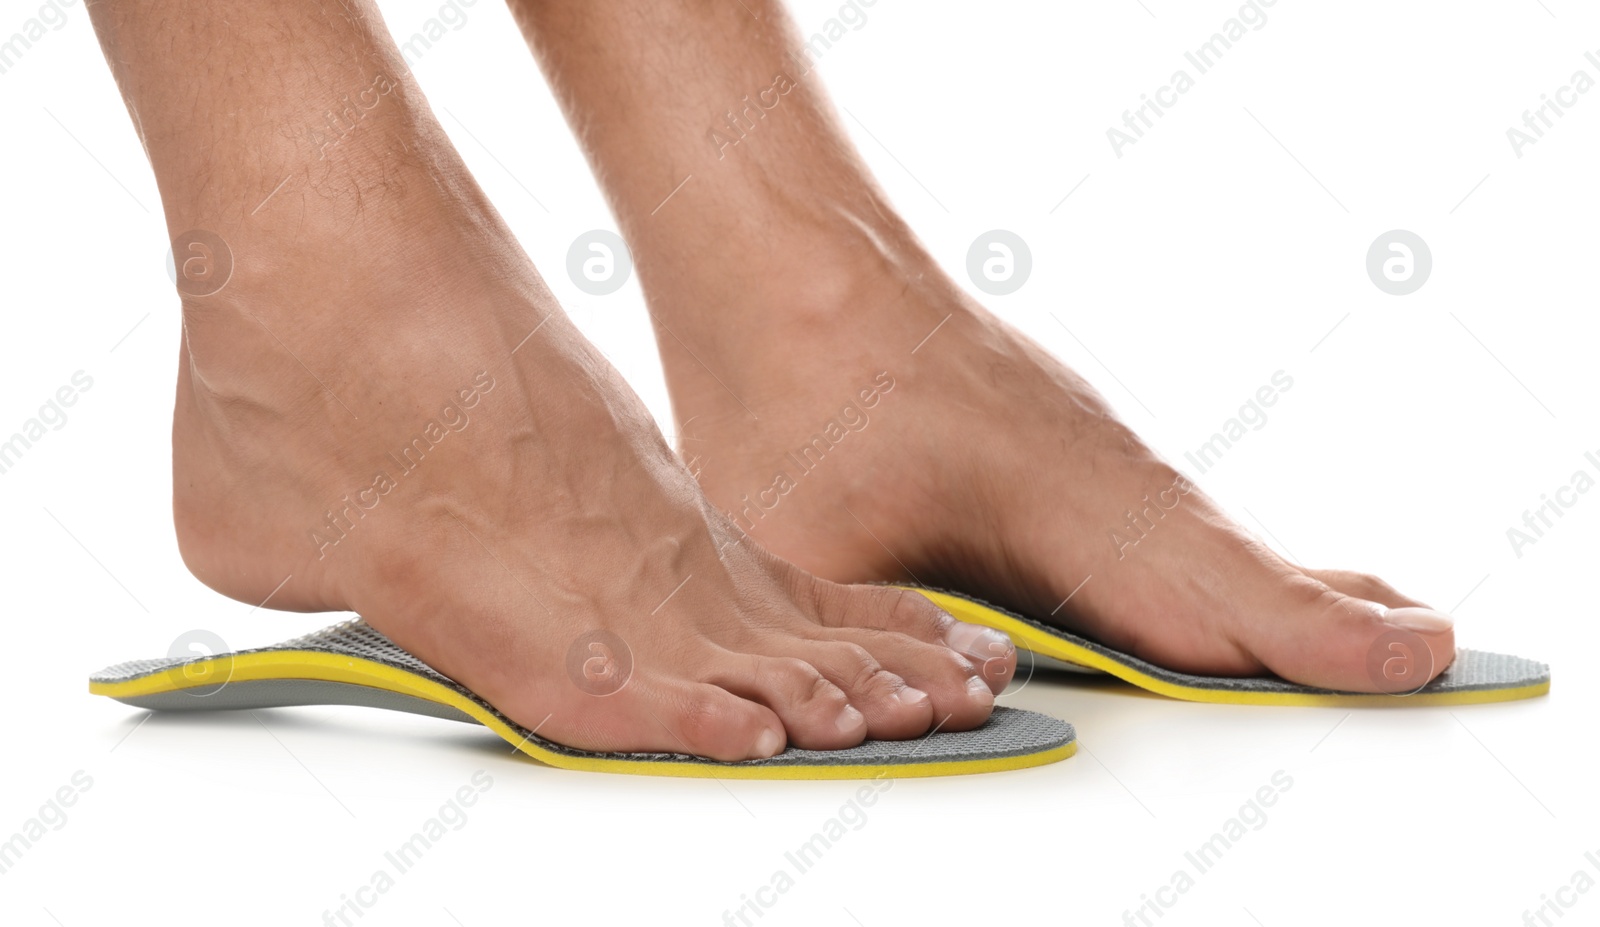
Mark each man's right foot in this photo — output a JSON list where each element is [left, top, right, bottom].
[[167, 152, 1011, 765]]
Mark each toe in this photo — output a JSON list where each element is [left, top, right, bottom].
[[1303, 568, 1431, 610], [705, 654, 869, 750], [801, 627, 997, 732], [813, 582, 1018, 693], [943, 620, 1019, 694], [1241, 578, 1456, 694], [765, 639, 935, 741], [666, 683, 791, 760], [533, 677, 787, 762]]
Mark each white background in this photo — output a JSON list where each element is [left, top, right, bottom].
[[1, 0, 1596, 924]]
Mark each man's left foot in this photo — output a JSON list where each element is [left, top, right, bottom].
[[499, 0, 1452, 694], [650, 241, 1455, 693]]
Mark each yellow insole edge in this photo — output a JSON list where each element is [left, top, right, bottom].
[[908, 588, 1551, 707], [89, 650, 1075, 779]]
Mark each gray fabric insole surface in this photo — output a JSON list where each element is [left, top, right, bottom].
[[920, 585, 1551, 696], [92, 619, 1076, 769]]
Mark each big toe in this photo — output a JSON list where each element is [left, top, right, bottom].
[[526, 676, 789, 762], [1244, 581, 1457, 694]]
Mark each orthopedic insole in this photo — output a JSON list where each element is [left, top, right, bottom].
[[88, 619, 1076, 779], [908, 587, 1550, 707]]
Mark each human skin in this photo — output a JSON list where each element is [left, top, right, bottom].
[[82, 0, 1015, 761], [504, 0, 1456, 692]]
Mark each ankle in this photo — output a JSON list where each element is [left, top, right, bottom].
[[642, 215, 957, 375]]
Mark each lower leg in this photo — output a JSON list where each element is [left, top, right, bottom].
[[507, 0, 1455, 691], [85, 0, 1010, 757]]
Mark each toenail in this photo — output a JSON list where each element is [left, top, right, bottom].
[[752, 727, 785, 759], [895, 686, 930, 708], [965, 675, 995, 708], [944, 622, 1015, 663], [836, 704, 866, 734], [1382, 607, 1454, 633]]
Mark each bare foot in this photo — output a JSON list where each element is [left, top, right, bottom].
[[501, 0, 1456, 694], [88, 0, 1013, 762], [660, 253, 1455, 692], [169, 189, 1014, 759]]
